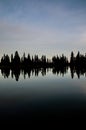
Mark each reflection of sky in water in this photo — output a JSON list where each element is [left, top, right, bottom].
[[0, 69, 86, 100], [0, 69, 86, 119]]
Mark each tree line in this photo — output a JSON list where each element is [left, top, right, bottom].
[[0, 51, 86, 68]]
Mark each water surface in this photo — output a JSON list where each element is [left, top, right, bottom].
[[0, 68, 86, 121]]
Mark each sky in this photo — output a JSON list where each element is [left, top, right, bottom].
[[0, 0, 86, 58]]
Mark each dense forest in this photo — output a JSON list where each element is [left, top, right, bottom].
[[0, 51, 86, 68], [0, 51, 86, 81]]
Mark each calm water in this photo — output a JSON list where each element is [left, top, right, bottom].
[[0, 68, 86, 121]]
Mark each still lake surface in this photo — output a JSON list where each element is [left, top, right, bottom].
[[0, 68, 86, 121]]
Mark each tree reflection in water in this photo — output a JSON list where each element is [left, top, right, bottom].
[[0, 51, 86, 81], [0, 66, 86, 81]]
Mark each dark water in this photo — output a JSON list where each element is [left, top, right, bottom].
[[0, 68, 86, 122]]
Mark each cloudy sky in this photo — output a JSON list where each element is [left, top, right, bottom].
[[0, 0, 86, 58]]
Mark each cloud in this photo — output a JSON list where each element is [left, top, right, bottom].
[[0, 20, 86, 53], [0, 0, 86, 57]]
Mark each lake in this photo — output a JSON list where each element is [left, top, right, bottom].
[[0, 68, 86, 122]]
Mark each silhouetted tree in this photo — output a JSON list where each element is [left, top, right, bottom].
[[1, 54, 10, 66], [13, 51, 20, 66], [75, 51, 80, 66], [70, 51, 74, 65], [27, 53, 31, 65]]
